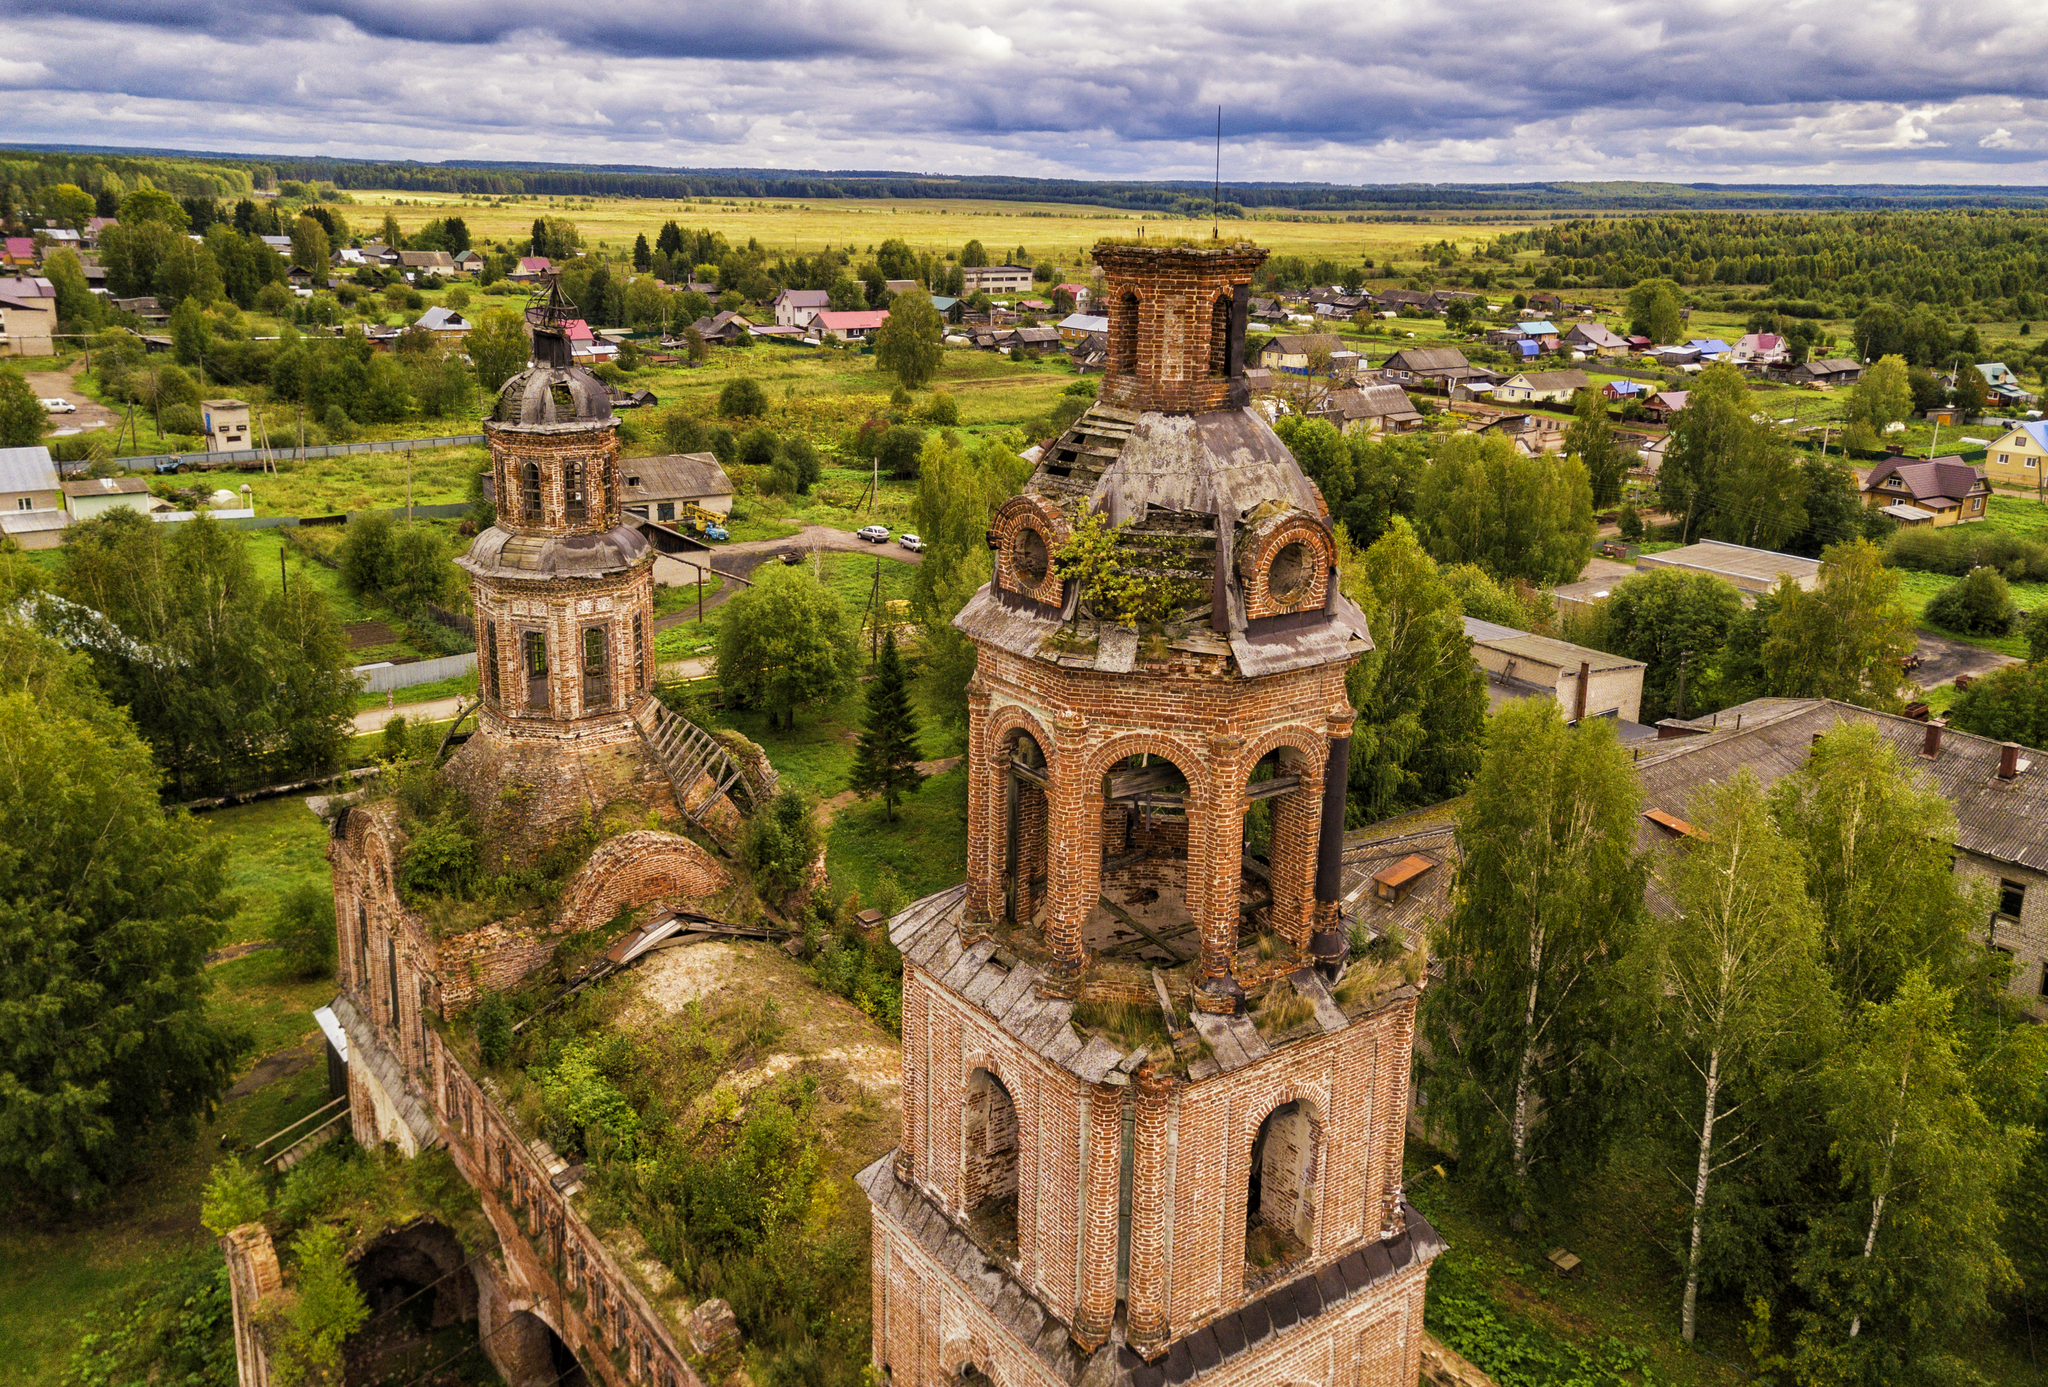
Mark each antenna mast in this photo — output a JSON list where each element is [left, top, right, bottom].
[[1213, 106, 1222, 240]]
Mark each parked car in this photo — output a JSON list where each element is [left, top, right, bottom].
[[700, 522, 728, 541], [780, 549, 803, 565], [897, 533, 924, 552], [40, 398, 75, 414], [856, 524, 890, 543]]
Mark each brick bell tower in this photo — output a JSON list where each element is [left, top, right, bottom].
[[859, 242, 1442, 1387], [443, 276, 666, 849]]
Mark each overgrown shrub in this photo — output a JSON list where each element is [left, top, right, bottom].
[[269, 881, 338, 979], [718, 378, 768, 418], [742, 788, 821, 901], [1925, 566, 2015, 635], [398, 817, 480, 903]]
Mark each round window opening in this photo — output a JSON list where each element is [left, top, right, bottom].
[[1015, 527, 1051, 583], [1267, 541, 1315, 606]]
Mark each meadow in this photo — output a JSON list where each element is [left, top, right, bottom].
[[346, 190, 1535, 266]]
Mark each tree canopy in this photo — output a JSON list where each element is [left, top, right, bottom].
[[1414, 433, 1595, 587], [873, 288, 944, 391], [715, 564, 858, 730]]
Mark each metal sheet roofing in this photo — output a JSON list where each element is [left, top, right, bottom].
[[0, 444, 58, 494]]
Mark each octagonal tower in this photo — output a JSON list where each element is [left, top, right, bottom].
[[443, 279, 668, 849]]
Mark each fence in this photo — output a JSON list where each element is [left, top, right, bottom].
[[79, 434, 487, 474], [354, 651, 475, 693]]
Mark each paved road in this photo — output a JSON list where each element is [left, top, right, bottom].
[[1911, 631, 2019, 691]]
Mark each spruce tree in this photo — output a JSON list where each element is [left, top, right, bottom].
[[849, 629, 924, 822]]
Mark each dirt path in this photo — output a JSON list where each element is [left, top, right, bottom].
[[352, 693, 469, 733], [815, 755, 962, 827], [22, 361, 121, 436]]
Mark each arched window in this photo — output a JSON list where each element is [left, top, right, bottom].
[[1246, 1100, 1319, 1287], [633, 613, 647, 693], [564, 461, 586, 524], [482, 619, 499, 704], [1208, 293, 1232, 378], [1114, 290, 1139, 373], [581, 625, 610, 709], [521, 462, 542, 523], [964, 1068, 1019, 1258], [524, 630, 549, 710]]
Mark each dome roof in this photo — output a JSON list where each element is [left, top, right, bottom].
[[459, 522, 650, 581], [492, 364, 614, 426]]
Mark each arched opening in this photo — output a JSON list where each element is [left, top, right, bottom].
[[1245, 1100, 1320, 1290], [564, 460, 586, 524], [958, 1364, 995, 1387], [342, 1220, 486, 1383], [496, 1309, 589, 1387], [1113, 290, 1139, 373], [521, 462, 542, 523], [1002, 731, 1050, 927], [1086, 751, 1195, 965], [581, 625, 610, 710], [963, 1067, 1019, 1259], [482, 619, 500, 706], [1241, 745, 1319, 955], [1208, 292, 1232, 378]]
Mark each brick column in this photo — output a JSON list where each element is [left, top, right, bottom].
[[1039, 714, 1092, 993], [1126, 1065, 1175, 1358], [963, 682, 996, 930], [1264, 751, 1323, 952], [1192, 733, 1246, 1014], [1380, 998, 1417, 1239], [1073, 1082, 1122, 1350], [896, 966, 924, 1182]]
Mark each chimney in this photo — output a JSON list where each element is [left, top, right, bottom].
[[1574, 659, 1589, 723], [1999, 742, 2023, 779], [1921, 721, 1945, 759]]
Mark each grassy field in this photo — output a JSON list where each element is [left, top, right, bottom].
[[1891, 569, 2045, 658], [0, 796, 339, 1387], [350, 190, 1535, 267], [654, 547, 919, 662]]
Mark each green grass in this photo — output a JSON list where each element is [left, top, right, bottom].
[[355, 669, 478, 713], [1890, 569, 2045, 658], [655, 571, 724, 614], [654, 549, 920, 663], [826, 764, 971, 910], [0, 796, 341, 1387], [1982, 494, 2048, 538]]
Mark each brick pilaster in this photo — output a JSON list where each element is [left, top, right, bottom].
[[1073, 1082, 1123, 1349], [963, 682, 996, 929], [1126, 1065, 1175, 1358]]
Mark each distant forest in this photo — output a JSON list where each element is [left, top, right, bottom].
[[9, 142, 2048, 213]]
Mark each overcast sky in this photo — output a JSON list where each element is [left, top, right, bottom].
[[5, 0, 2048, 185]]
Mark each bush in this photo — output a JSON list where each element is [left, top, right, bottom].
[[663, 410, 710, 453], [1617, 502, 1644, 541], [160, 402, 201, 437], [737, 425, 779, 471], [1926, 567, 2016, 635], [269, 881, 338, 979], [919, 389, 960, 426], [742, 788, 821, 901], [398, 817, 480, 903], [718, 378, 768, 418], [782, 435, 821, 491], [876, 423, 926, 479]]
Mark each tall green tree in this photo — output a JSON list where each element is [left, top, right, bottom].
[[1596, 567, 1744, 722], [1792, 972, 2030, 1385], [466, 309, 531, 396], [1338, 518, 1487, 822], [54, 510, 356, 795], [874, 287, 944, 390], [1423, 701, 1645, 1226], [1843, 355, 1912, 450], [1563, 387, 1626, 507], [1756, 539, 1915, 711], [849, 629, 925, 822], [1658, 363, 1805, 547], [1619, 773, 1834, 1341], [1768, 724, 1993, 1010], [1853, 303, 1905, 363], [1414, 433, 1595, 587], [0, 619, 244, 1202], [0, 367, 43, 448], [289, 214, 329, 280], [1626, 278, 1684, 344], [1947, 659, 2048, 749], [715, 564, 858, 730]]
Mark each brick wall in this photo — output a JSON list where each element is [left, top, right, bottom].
[[220, 1223, 284, 1387], [473, 564, 657, 731], [553, 831, 731, 938], [487, 422, 624, 538], [1093, 245, 1267, 415]]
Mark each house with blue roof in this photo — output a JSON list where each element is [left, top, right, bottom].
[[1976, 362, 2037, 407], [1688, 338, 1732, 359], [1985, 418, 2048, 489]]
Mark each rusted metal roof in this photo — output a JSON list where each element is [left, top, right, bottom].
[[460, 522, 651, 581], [1370, 854, 1437, 896]]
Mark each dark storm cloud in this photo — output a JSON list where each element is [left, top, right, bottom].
[[3, 1, 2048, 180]]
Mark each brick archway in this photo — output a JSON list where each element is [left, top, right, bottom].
[[554, 831, 730, 932], [1238, 729, 1329, 949]]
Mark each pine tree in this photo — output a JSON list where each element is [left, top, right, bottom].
[[849, 629, 924, 822]]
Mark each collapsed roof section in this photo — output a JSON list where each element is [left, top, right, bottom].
[[958, 401, 1372, 680]]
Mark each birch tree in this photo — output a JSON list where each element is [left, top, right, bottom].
[[1422, 699, 1645, 1227], [1792, 971, 2030, 1386], [1620, 773, 1835, 1342]]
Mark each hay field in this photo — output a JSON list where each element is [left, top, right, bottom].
[[347, 190, 1532, 264]]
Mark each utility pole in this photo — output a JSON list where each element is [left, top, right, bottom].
[[1675, 649, 1690, 722]]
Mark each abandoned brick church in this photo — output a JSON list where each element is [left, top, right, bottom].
[[224, 244, 1437, 1387], [861, 241, 1441, 1387]]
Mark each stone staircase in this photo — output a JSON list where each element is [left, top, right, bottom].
[[633, 699, 755, 826]]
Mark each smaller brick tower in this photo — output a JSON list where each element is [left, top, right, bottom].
[[445, 276, 667, 847], [862, 241, 1442, 1387]]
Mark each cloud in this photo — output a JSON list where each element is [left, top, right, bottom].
[[5, 1, 2048, 181]]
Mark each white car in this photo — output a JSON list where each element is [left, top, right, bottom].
[[856, 524, 890, 543], [897, 533, 924, 552], [40, 398, 76, 414]]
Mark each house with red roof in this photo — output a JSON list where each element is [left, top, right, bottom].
[[810, 309, 889, 342], [510, 256, 552, 282], [2, 238, 38, 268]]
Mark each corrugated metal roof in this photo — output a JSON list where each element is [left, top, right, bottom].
[[1478, 632, 1643, 675], [620, 452, 731, 501], [0, 445, 58, 494]]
